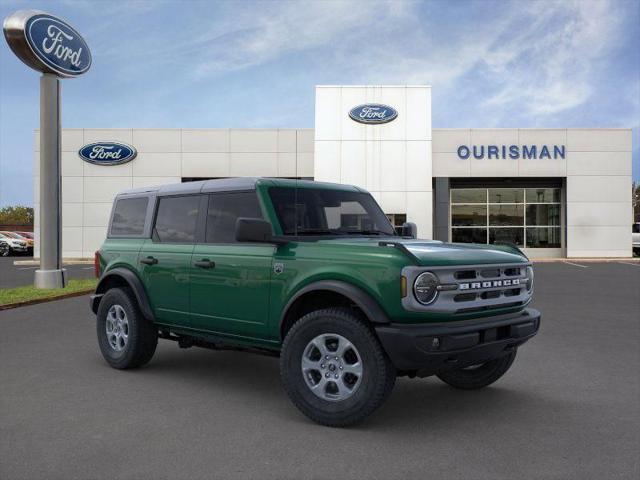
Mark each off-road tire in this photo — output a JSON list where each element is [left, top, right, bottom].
[[436, 349, 517, 390], [280, 308, 396, 427], [96, 287, 158, 369]]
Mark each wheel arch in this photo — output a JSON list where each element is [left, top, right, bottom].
[[92, 267, 155, 322], [279, 280, 390, 340]]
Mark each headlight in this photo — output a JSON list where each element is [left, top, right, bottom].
[[525, 266, 534, 293], [413, 272, 439, 305]]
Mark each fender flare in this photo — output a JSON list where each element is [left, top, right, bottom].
[[280, 280, 391, 330], [92, 267, 155, 321]]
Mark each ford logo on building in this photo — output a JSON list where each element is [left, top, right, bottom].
[[349, 104, 398, 124], [3, 10, 91, 77], [79, 142, 137, 166]]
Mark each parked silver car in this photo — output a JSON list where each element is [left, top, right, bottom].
[[633, 223, 640, 256]]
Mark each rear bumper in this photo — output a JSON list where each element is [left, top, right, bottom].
[[375, 308, 541, 375]]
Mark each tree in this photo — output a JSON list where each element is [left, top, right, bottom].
[[0, 205, 34, 226]]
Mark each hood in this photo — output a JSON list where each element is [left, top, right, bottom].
[[316, 237, 528, 266], [398, 240, 527, 266]]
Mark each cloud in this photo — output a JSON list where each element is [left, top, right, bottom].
[[481, 0, 624, 116]]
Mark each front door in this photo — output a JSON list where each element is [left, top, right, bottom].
[[189, 192, 273, 339], [139, 194, 202, 327]]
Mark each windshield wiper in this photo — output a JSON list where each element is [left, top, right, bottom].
[[344, 230, 393, 236], [286, 228, 348, 236]]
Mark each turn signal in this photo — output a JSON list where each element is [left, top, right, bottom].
[[401, 276, 407, 298]]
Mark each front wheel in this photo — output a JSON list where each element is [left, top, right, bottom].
[[436, 349, 517, 390], [280, 308, 396, 427], [0, 243, 9, 257]]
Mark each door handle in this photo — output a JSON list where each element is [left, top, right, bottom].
[[193, 259, 215, 269], [140, 256, 158, 265]]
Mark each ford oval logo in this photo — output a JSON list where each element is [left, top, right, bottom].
[[24, 13, 91, 77], [79, 142, 137, 166], [349, 104, 398, 124]]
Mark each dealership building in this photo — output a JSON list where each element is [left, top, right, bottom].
[[33, 85, 634, 259]]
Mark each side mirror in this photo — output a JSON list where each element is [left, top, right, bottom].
[[235, 218, 287, 245], [401, 222, 417, 239]]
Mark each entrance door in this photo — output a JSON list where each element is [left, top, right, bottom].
[[139, 194, 202, 327], [189, 191, 273, 339]]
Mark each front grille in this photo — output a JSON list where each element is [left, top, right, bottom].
[[402, 262, 532, 314]]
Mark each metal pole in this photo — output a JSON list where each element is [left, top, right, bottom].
[[34, 73, 66, 288]]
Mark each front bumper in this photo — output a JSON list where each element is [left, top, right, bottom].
[[375, 308, 541, 375]]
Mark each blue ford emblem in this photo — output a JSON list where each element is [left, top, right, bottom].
[[24, 13, 91, 77], [79, 142, 137, 166], [349, 104, 398, 124]]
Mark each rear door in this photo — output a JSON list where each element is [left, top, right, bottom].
[[189, 191, 274, 339], [139, 194, 203, 327]]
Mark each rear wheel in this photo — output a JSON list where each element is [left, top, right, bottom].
[[96, 287, 158, 369], [436, 349, 517, 390], [280, 308, 395, 427]]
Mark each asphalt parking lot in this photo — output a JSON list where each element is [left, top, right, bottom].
[[1, 262, 639, 480], [0, 256, 95, 289]]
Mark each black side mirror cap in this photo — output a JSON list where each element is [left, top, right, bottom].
[[401, 222, 417, 239], [235, 218, 287, 245]]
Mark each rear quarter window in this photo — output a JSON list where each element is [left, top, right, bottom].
[[110, 197, 149, 236], [154, 195, 201, 243]]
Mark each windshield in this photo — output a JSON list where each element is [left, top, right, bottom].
[[0, 232, 20, 238], [268, 187, 396, 236]]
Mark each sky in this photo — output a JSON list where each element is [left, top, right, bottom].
[[0, 0, 638, 207]]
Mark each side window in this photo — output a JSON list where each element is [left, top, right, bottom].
[[205, 192, 263, 243], [154, 195, 200, 243], [110, 197, 148, 236]]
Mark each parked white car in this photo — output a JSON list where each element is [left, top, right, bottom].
[[0, 232, 28, 256], [633, 223, 640, 256]]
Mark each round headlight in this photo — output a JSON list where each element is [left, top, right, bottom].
[[525, 266, 534, 293], [414, 272, 439, 305]]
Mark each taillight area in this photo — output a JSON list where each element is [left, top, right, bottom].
[[94, 250, 102, 278]]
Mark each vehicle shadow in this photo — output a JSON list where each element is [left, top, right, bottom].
[[131, 343, 558, 431]]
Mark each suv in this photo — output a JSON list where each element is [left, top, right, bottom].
[[633, 223, 640, 256], [91, 178, 540, 427]]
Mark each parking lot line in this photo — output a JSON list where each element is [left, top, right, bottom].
[[563, 261, 588, 268], [617, 261, 640, 267]]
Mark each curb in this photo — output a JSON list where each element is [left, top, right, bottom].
[[531, 258, 640, 263], [13, 259, 93, 266], [0, 289, 94, 311]]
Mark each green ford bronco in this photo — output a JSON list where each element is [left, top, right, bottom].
[[91, 178, 540, 426]]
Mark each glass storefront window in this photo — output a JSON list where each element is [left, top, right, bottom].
[[451, 189, 486, 203], [526, 188, 561, 203], [451, 205, 487, 226], [489, 228, 524, 247], [526, 227, 561, 248], [488, 188, 523, 203], [526, 204, 561, 226], [452, 228, 487, 243], [451, 186, 562, 249], [488, 204, 524, 226]]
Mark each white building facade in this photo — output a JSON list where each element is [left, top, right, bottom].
[[33, 85, 633, 259]]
